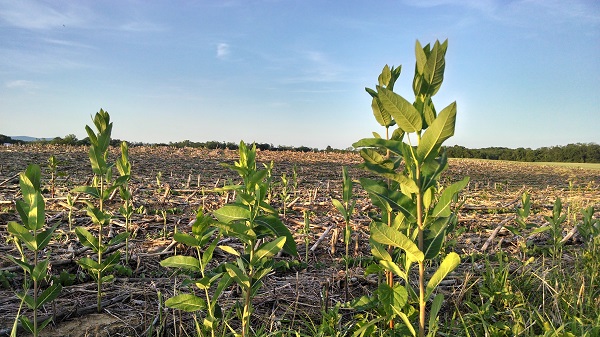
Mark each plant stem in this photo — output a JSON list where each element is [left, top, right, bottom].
[[416, 164, 425, 337]]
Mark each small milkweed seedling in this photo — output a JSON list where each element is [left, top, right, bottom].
[[7, 164, 62, 337], [280, 172, 291, 217], [213, 141, 298, 337], [116, 141, 133, 265], [160, 211, 232, 337], [351, 40, 468, 337], [47, 155, 64, 198], [331, 166, 356, 300], [72, 109, 129, 313]]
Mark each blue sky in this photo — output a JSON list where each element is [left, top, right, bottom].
[[1, 0, 599, 149]]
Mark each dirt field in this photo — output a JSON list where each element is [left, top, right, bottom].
[[1, 145, 599, 336]]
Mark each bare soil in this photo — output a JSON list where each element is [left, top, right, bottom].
[[1, 145, 599, 336]]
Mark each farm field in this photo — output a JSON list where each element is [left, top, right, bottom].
[[1, 145, 599, 336]]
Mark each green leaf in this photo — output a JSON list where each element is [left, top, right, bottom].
[[77, 257, 101, 272], [7, 255, 33, 274], [226, 263, 250, 290], [19, 316, 34, 333], [26, 191, 45, 231], [36, 224, 59, 251], [165, 293, 207, 312], [75, 227, 101, 252], [108, 231, 130, 246], [371, 97, 394, 127], [341, 166, 353, 203], [32, 259, 49, 282], [431, 177, 469, 218], [88, 146, 106, 176], [370, 239, 392, 261], [36, 282, 62, 308], [421, 39, 448, 97], [428, 294, 444, 336], [425, 252, 460, 300], [379, 260, 407, 280], [218, 245, 240, 256], [160, 256, 201, 272], [252, 237, 286, 265], [416, 101, 456, 162], [331, 199, 347, 219], [360, 179, 416, 221], [378, 283, 408, 317], [21, 164, 41, 199], [72, 186, 100, 199], [172, 232, 200, 247], [352, 138, 405, 156], [370, 222, 423, 262], [7, 222, 36, 251], [377, 86, 422, 132], [100, 252, 121, 272], [254, 215, 298, 256], [213, 204, 251, 224]]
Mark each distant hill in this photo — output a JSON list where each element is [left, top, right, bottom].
[[10, 136, 53, 142]]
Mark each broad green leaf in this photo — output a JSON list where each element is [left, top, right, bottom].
[[252, 237, 286, 264], [414, 40, 427, 75], [88, 146, 106, 176], [428, 294, 444, 336], [371, 97, 394, 127], [423, 217, 449, 259], [75, 227, 101, 252], [226, 263, 250, 290], [38, 316, 55, 333], [36, 224, 59, 251], [416, 101, 456, 162], [108, 231, 130, 246], [201, 236, 221, 269], [72, 186, 100, 199], [378, 283, 408, 317], [370, 239, 392, 261], [15, 200, 29, 227], [341, 166, 352, 203], [165, 293, 207, 312], [379, 260, 407, 280], [7, 222, 36, 250], [331, 199, 347, 219], [36, 282, 62, 308], [218, 245, 240, 256], [360, 179, 417, 221], [77, 257, 101, 272], [421, 39, 448, 97], [254, 215, 298, 256], [100, 252, 121, 272], [431, 177, 470, 218], [353, 138, 405, 156], [213, 204, 250, 224], [377, 86, 422, 132], [160, 256, 201, 272], [101, 274, 115, 283], [27, 191, 45, 231], [370, 222, 424, 262], [7, 255, 33, 274], [19, 316, 34, 333], [378, 64, 391, 86], [32, 259, 49, 282], [85, 207, 111, 226], [425, 252, 460, 300]]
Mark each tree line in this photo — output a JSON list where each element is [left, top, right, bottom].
[[3, 134, 598, 162], [0, 134, 322, 152], [444, 143, 600, 163]]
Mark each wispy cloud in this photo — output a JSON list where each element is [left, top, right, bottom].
[[217, 43, 230, 58], [281, 50, 346, 84], [5, 80, 38, 89], [0, 1, 87, 30], [119, 21, 167, 33]]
